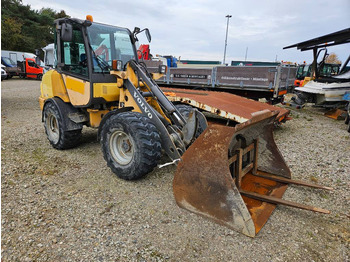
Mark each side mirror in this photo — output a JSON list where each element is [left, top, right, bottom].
[[133, 27, 141, 35], [145, 29, 151, 43], [132, 27, 151, 43], [35, 56, 41, 66], [61, 23, 73, 42], [132, 27, 140, 43]]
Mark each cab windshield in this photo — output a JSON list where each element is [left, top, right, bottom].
[[2, 57, 16, 66], [296, 65, 311, 79], [319, 64, 340, 77], [86, 23, 136, 72]]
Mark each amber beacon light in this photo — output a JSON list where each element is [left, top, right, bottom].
[[86, 15, 93, 22]]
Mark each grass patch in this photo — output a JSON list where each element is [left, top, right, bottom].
[[32, 148, 48, 165], [150, 250, 164, 259], [28, 147, 80, 177], [321, 193, 329, 199]]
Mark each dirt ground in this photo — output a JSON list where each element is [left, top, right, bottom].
[[1, 79, 349, 261]]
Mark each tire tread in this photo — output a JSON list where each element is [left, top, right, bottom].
[[44, 102, 82, 150], [101, 111, 161, 180]]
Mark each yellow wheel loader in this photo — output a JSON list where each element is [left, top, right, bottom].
[[39, 16, 331, 237]]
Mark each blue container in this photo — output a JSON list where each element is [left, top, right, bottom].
[[172, 57, 178, 68], [166, 58, 171, 68], [343, 92, 350, 101]]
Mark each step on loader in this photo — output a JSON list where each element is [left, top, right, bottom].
[[39, 16, 332, 237]]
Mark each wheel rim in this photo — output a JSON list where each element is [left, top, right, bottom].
[[46, 113, 59, 144], [109, 130, 134, 165]]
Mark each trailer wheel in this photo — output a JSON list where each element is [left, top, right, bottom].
[[43, 102, 82, 149], [100, 111, 161, 180], [175, 104, 206, 138]]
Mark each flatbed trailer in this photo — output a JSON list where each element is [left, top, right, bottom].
[[145, 61, 296, 104]]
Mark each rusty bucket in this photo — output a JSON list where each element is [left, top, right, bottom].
[[173, 110, 330, 237]]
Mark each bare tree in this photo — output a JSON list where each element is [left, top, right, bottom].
[[325, 53, 342, 64]]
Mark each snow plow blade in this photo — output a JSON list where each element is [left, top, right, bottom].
[[173, 110, 331, 237]]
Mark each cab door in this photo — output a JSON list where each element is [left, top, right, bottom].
[[59, 24, 91, 106], [25, 59, 43, 79]]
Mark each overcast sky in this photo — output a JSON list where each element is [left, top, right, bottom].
[[23, 0, 350, 64]]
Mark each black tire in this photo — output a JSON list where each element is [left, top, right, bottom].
[[293, 92, 309, 105], [175, 104, 206, 138], [19, 74, 25, 79], [43, 102, 82, 149], [37, 74, 42, 80], [345, 113, 349, 125], [175, 104, 192, 118], [100, 111, 161, 180]]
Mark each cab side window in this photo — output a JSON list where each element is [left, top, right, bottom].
[[61, 26, 88, 77], [27, 60, 36, 67]]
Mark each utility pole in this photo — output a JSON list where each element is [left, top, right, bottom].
[[223, 14, 232, 65], [245, 47, 248, 62]]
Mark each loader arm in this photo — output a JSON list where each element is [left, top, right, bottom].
[[128, 60, 187, 127], [111, 61, 208, 161], [122, 77, 183, 161]]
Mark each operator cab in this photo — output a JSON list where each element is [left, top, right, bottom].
[[53, 16, 151, 107], [55, 17, 138, 82]]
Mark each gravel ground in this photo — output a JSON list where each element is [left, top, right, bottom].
[[1, 79, 349, 262]]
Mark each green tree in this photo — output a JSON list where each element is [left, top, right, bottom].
[[1, 17, 23, 49], [55, 10, 70, 19], [1, 0, 69, 54]]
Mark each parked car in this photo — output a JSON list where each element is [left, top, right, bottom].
[[1, 64, 7, 80], [1, 56, 21, 78]]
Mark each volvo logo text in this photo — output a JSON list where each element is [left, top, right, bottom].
[[133, 91, 153, 119]]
